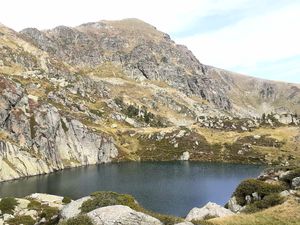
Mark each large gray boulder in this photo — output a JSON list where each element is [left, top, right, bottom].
[[186, 202, 234, 221], [87, 205, 163, 225]]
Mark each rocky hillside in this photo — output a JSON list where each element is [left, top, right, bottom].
[[1, 19, 300, 182]]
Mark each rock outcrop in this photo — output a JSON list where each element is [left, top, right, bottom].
[[185, 202, 234, 221], [0, 76, 118, 182], [87, 205, 163, 225], [60, 196, 91, 219]]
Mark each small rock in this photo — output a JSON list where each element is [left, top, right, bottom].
[[252, 192, 261, 201], [111, 124, 118, 128], [228, 197, 242, 213], [292, 177, 300, 189], [3, 213, 14, 221], [280, 190, 290, 197], [253, 135, 261, 140], [245, 195, 251, 204], [179, 151, 190, 161]]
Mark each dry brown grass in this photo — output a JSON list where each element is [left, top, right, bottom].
[[210, 199, 300, 225]]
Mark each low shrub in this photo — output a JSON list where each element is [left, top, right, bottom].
[[62, 196, 72, 204], [233, 179, 285, 205], [6, 215, 35, 225], [243, 193, 284, 213], [280, 168, 300, 185], [59, 215, 94, 225], [27, 199, 42, 210], [81, 191, 140, 213], [39, 206, 59, 220], [0, 197, 18, 214]]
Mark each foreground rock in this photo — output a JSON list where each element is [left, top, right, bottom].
[[87, 205, 163, 225], [186, 202, 234, 221], [60, 196, 91, 219]]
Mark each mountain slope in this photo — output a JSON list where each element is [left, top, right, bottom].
[[0, 19, 300, 182]]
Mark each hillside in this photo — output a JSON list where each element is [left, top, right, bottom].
[[0, 19, 300, 182]]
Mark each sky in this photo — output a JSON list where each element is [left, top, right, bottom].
[[0, 0, 299, 83]]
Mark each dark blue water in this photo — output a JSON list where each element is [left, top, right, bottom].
[[0, 162, 263, 216]]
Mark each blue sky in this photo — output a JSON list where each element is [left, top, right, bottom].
[[0, 0, 299, 83]]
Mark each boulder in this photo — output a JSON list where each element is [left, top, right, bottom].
[[280, 190, 290, 197], [227, 197, 242, 213], [292, 177, 300, 189], [179, 151, 190, 161], [87, 205, 163, 225], [186, 202, 234, 221], [60, 196, 91, 219]]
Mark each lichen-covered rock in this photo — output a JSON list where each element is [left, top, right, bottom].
[[186, 202, 234, 221], [87, 205, 163, 225]]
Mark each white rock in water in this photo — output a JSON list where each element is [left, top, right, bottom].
[[179, 151, 190, 161], [87, 205, 163, 225], [186, 202, 234, 221], [60, 196, 91, 219]]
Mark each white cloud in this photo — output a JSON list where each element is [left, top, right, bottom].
[[175, 2, 300, 81], [0, 0, 253, 32], [0, 0, 299, 82]]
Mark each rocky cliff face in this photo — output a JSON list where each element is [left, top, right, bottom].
[[1, 19, 300, 182], [0, 76, 118, 181]]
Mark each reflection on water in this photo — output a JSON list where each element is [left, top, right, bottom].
[[0, 162, 264, 216]]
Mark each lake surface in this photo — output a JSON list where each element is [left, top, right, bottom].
[[0, 162, 264, 216]]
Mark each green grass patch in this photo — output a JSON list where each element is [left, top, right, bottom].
[[233, 179, 285, 205], [59, 215, 94, 225], [62, 196, 72, 204], [6, 215, 35, 225], [0, 197, 18, 214], [243, 193, 284, 213]]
